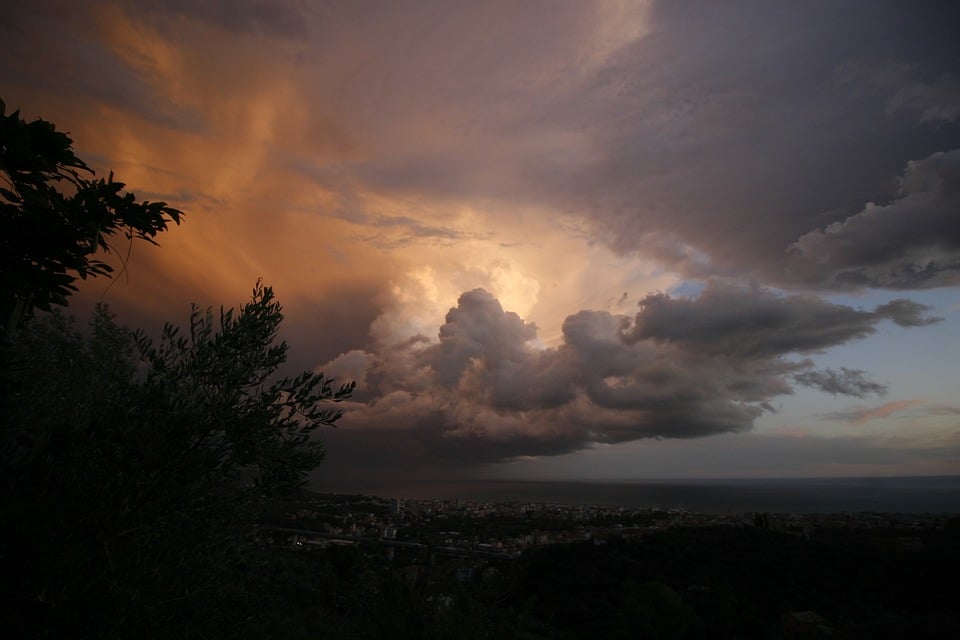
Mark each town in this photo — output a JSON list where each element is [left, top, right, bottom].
[[248, 491, 960, 637], [260, 491, 951, 561]]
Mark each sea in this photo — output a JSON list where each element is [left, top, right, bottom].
[[342, 476, 960, 515]]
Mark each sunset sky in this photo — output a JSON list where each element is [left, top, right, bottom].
[[3, 0, 959, 486]]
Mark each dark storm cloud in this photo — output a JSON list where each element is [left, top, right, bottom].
[[281, 283, 385, 374], [424, 289, 539, 389], [25, 0, 950, 299], [787, 149, 960, 290], [621, 282, 940, 357], [528, 1, 960, 290], [6, 1, 957, 298], [319, 0, 960, 297], [315, 427, 960, 487], [328, 284, 934, 464]]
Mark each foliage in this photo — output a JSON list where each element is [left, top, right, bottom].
[[0, 98, 182, 335], [0, 103, 360, 637], [0, 286, 353, 638], [135, 281, 355, 493]]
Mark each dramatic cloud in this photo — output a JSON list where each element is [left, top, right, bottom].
[[537, 3, 960, 286], [622, 282, 941, 356], [326, 284, 937, 463], [788, 150, 960, 289], [3, 1, 958, 479]]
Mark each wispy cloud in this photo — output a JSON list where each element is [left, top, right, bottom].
[[792, 368, 886, 398], [824, 398, 926, 425], [925, 404, 960, 417]]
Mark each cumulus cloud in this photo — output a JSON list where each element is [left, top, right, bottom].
[[323, 283, 937, 464], [788, 149, 960, 289], [621, 282, 940, 356], [424, 289, 539, 389]]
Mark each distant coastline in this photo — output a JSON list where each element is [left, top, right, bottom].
[[318, 475, 960, 515]]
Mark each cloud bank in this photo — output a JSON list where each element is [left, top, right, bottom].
[[323, 283, 937, 463]]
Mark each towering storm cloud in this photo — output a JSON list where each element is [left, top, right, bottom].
[[324, 283, 939, 463]]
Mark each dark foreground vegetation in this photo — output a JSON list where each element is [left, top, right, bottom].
[[6, 501, 960, 638], [261, 519, 960, 640], [245, 518, 960, 640], [0, 99, 354, 638]]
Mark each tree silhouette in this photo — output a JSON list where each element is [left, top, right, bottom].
[[0, 98, 182, 337], [1, 286, 354, 637], [0, 103, 354, 637]]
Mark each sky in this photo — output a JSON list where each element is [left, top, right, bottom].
[[2, 0, 959, 486]]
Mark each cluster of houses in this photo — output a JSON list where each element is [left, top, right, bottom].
[[264, 492, 948, 558]]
